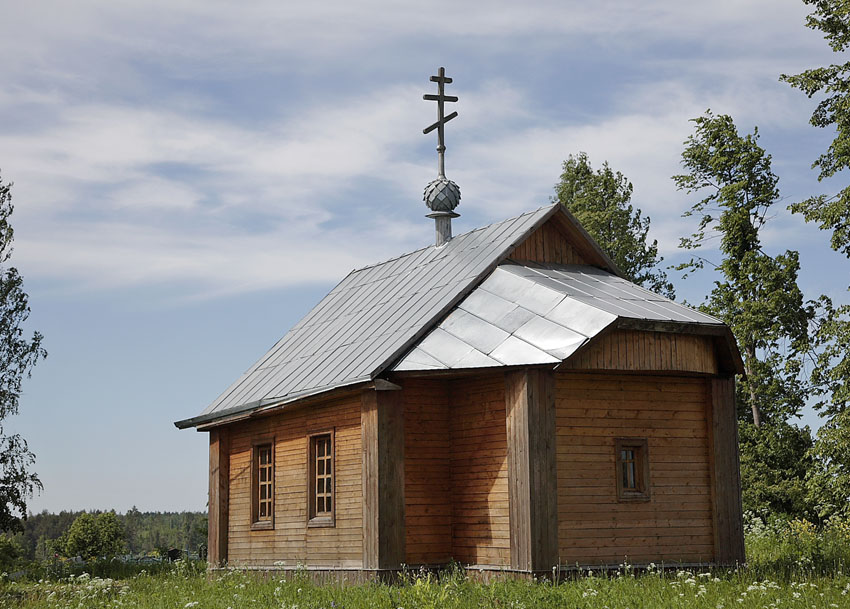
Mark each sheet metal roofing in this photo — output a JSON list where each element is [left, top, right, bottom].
[[394, 262, 723, 372], [185, 205, 561, 426]]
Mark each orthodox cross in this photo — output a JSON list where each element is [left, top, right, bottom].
[[423, 67, 458, 177]]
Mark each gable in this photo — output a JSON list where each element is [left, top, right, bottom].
[[511, 217, 589, 265], [510, 212, 618, 271]]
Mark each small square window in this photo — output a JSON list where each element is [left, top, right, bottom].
[[308, 432, 334, 527], [615, 438, 650, 501]]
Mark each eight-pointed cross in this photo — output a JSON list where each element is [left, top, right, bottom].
[[423, 67, 458, 177]]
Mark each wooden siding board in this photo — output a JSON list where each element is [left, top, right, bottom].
[[710, 377, 746, 564], [209, 429, 229, 566], [404, 379, 452, 565], [225, 396, 363, 568], [506, 369, 558, 572], [361, 387, 406, 569], [561, 329, 718, 374], [511, 217, 589, 265], [555, 371, 715, 565], [450, 374, 510, 566]]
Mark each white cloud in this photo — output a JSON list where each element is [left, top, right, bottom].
[[0, 0, 840, 303]]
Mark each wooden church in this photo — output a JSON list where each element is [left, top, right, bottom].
[[175, 69, 745, 577]]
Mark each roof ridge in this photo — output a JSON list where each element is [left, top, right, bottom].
[[348, 204, 556, 274], [368, 203, 560, 379]]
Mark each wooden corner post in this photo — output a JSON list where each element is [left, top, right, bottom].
[[505, 368, 558, 573], [361, 386, 405, 571], [709, 376, 745, 564], [208, 428, 230, 567]]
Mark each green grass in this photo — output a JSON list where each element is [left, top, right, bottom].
[[3, 517, 850, 609], [1, 562, 849, 609]]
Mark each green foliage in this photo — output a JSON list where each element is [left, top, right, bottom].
[[64, 514, 97, 560], [781, 1, 850, 258], [807, 297, 850, 416], [555, 152, 675, 298], [739, 421, 814, 518], [0, 534, 23, 572], [93, 513, 123, 558], [807, 409, 850, 519], [64, 513, 124, 560], [782, 0, 850, 425], [0, 173, 46, 533], [782, 3, 850, 513], [744, 511, 850, 576], [9, 510, 207, 561], [673, 111, 813, 427]]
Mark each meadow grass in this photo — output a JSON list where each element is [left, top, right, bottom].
[[1, 561, 849, 609], [3, 517, 850, 609]]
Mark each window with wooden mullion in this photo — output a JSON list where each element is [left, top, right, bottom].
[[620, 448, 637, 490], [251, 441, 274, 529], [315, 436, 332, 516], [615, 438, 650, 501], [308, 432, 334, 526], [257, 445, 273, 521]]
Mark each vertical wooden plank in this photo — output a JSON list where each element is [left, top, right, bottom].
[[208, 428, 229, 567], [362, 394, 377, 568], [670, 334, 679, 371], [618, 331, 628, 369], [361, 387, 405, 570], [506, 369, 558, 573], [710, 377, 745, 564], [506, 371, 530, 570]]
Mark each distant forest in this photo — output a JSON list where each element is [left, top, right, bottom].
[[9, 509, 207, 560]]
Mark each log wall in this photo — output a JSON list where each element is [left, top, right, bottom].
[[225, 396, 363, 567], [449, 374, 511, 566], [555, 372, 715, 564], [403, 379, 452, 565]]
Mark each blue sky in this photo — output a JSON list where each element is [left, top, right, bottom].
[[1, 1, 847, 513]]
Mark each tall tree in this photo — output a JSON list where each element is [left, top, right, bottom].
[[781, 0, 850, 256], [555, 153, 675, 298], [674, 112, 817, 517], [674, 112, 813, 427], [781, 0, 850, 413], [782, 0, 850, 516], [0, 172, 46, 532]]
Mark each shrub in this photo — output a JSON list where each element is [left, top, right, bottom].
[[64, 512, 125, 560], [744, 510, 850, 576], [0, 534, 23, 572]]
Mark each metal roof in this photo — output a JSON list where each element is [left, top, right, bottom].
[[394, 261, 724, 372], [177, 204, 572, 428]]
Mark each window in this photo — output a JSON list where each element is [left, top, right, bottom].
[[308, 432, 334, 526], [615, 438, 650, 501], [251, 441, 274, 529]]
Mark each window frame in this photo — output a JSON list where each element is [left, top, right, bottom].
[[614, 438, 651, 502], [250, 437, 275, 530], [307, 429, 335, 528]]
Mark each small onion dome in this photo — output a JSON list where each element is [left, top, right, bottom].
[[423, 176, 461, 212]]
